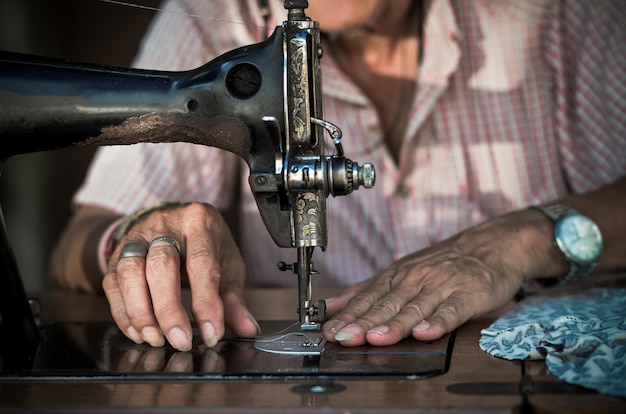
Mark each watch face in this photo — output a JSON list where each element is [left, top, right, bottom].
[[555, 214, 603, 263]]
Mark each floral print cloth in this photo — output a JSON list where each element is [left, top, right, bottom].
[[479, 287, 626, 398]]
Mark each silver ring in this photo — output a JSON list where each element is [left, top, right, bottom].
[[150, 236, 180, 254], [118, 241, 148, 260]]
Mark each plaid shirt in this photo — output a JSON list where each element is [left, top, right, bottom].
[[76, 0, 626, 288]]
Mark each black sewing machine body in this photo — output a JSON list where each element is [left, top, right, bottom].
[[0, 27, 288, 242], [0, 1, 377, 359]]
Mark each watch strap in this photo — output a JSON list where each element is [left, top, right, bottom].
[[563, 261, 597, 284], [532, 203, 576, 221]]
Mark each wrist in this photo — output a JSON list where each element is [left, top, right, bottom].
[[113, 202, 184, 244], [521, 207, 570, 282], [97, 217, 125, 275]]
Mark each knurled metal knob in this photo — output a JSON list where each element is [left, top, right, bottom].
[[358, 162, 375, 189], [327, 157, 376, 196]]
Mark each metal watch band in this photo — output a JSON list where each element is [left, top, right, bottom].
[[564, 262, 597, 284], [532, 203, 576, 221]]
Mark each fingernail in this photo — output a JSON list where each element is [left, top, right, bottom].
[[413, 320, 430, 332], [201, 322, 218, 348], [323, 319, 346, 335], [168, 327, 192, 352], [253, 319, 261, 335], [141, 326, 165, 347], [248, 311, 261, 335], [126, 326, 144, 344], [334, 324, 361, 342], [368, 324, 389, 336]]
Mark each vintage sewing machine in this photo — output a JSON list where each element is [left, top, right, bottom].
[[0, 0, 376, 355], [0, 1, 457, 384]]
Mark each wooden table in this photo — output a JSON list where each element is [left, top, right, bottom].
[[0, 288, 624, 413]]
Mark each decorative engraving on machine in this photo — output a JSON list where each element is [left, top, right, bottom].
[[295, 192, 322, 244], [289, 37, 308, 143]]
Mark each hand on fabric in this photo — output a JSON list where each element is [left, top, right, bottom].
[[321, 210, 557, 347], [102, 202, 260, 352]]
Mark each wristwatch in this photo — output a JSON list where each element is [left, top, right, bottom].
[[532, 203, 603, 284]]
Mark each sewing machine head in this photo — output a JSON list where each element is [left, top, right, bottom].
[[0, 0, 375, 352]]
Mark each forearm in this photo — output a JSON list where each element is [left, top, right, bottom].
[[50, 206, 121, 293]]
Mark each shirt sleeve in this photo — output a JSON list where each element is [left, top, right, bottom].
[[544, 0, 626, 192]]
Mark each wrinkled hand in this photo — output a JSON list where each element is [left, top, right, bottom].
[[102, 202, 260, 352], [322, 210, 555, 347]]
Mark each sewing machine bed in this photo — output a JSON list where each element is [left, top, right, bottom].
[[1, 321, 454, 381]]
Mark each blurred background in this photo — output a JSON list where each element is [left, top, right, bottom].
[[0, 0, 159, 291]]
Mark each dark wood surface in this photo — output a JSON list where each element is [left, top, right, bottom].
[[0, 288, 624, 413]]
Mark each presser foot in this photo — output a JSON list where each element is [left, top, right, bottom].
[[253, 331, 326, 356], [299, 299, 326, 331]]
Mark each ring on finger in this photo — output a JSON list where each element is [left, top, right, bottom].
[[118, 241, 149, 260], [150, 236, 180, 254]]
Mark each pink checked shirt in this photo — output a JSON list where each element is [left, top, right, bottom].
[[75, 0, 626, 288]]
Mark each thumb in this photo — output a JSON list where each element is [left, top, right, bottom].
[[221, 289, 260, 338]]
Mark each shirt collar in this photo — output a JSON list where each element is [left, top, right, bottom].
[[320, 0, 461, 103], [419, 0, 461, 87]]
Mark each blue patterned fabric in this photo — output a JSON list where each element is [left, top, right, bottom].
[[479, 287, 626, 398]]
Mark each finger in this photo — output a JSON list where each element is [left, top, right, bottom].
[[364, 277, 485, 345], [115, 252, 165, 348], [102, 272, 144, 344], [187, 206, 258, 346], [361, 276, 449, 346], [145, 237, 193, 352], [323, 276, 414, 346], [187, 249, 225, 348], [322, 279, 381, 332], [365, 297, 438, 346], [411, 318, 448, 341], [185, 215, 228, 348], [107, 245, 168, 348], [221, 287, 260, 338], [190, 258, 259, 343], [411, 293, 471, 342]]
